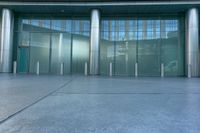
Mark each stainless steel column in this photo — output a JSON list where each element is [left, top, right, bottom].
[[0, 9, 14, 72], [186, 8, 199, 77], [90, 9, 100, 75]]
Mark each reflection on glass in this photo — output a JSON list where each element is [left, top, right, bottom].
[[29, 33, 50, 73], [16, 16, 184, 76], [138, 32, 161, 76], [115, 37, 136, 76], [72, 33, 90, 74], [31, 19, 51, 31], [161, 19, 184, 76], [51, 33, 71, 74], [16, 18, 90, 74], [100, 18, 184, 76], [100, 32, 115, 75]]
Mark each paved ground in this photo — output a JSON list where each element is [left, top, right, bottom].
[[0, 74, 200, 133]]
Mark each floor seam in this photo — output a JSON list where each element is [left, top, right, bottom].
[[0, 77, 75, 125], [54, 92, 200, 95]]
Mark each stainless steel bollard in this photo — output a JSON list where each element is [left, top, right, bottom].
[[13, 61, 17, 74], [135, 62, 138, 77], [161, 63, 164, 77], [188, 64, 191, 78], [84, 62, 88, 76], [60, 62, 64, 75], [109, 62, 112, 77], [36, 61, 40, 75]]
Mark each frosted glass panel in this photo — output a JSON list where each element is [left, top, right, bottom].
[[29, 33, 50, 73], [161, 19, 184, 76], [115, 40, 136, 76], [100, 35, 115, 75], [162, 33, 178, 76], [51, 33, 71, 74], [72, 34, 89, 74], [138, 31, 161, 76]]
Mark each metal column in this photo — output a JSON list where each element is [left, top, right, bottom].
[[90, 9, 100, 75], [0, 8, 14, 73], [186, 8, 199, 77]]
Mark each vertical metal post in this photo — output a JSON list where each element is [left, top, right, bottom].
[[90, 9, 100, 75], [161, 63, 164, 77], [186, 8, 199, 77], [84, 62, 88, 76], [135, 62, 138, 77], [188, 64, 192, 78], [60, 62, 64, 75], [13, 61, 17, 74], [36, 61, 40, 75], [0, 8, 14, 73], [109, 62, 112, 77]]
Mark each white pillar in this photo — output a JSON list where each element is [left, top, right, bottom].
[[13, 61, 17, 74], [135, 62, 138, 77], [186, 8, 199, 77], [109, 62, 112, 77], [161, 63, 164, 77], [60, 62, 64, 75], [36, 61, 40, 75], [0, 8, 14, 72], [84, 62, 88, 76], [90, 9, 100, 75]]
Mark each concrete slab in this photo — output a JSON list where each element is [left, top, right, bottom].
[[0, 75, 200, 133], [0, 74, 73, 122]]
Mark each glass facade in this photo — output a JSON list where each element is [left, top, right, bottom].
[[15, 14, 185, 76], [15, 17, 90, 74], [100, 16, 185, 76]]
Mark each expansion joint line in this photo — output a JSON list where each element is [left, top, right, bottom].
[[0, 76, 75, 125]]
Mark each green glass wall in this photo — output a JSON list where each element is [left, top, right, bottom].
[[72, 34, 89, 74], [16, 17, 90, 74], [15, 14, 184, 76], [137, 20, 161, 76], [100, 16, 185, 76], [29, 33, 50, 73], [51, 33, 71, 74]]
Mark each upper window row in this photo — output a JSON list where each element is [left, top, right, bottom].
[[18, 19, 179, 36], [101, 20, 178, 32], [20, 19, 90, 32]]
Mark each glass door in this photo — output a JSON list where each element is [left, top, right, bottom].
[[18, 47, 29, 73]]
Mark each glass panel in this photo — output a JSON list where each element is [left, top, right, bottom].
[[31, 19, 51, 32], [161, 19, 184, 76], [162, 32, 178, 76], [72, 33, 89, 74], [29, 33, 50, 73], [100, 32, 115, 75], [138, 31, 161, 76], [16, 17, 90, 75], [72, 20, 90, 34], [115, 32, 137, 76], [51, 33, 71, 74], [51, 20, 72, 32], [18, 32, 30, 47], [100, 19, 137, 76], [22, 19, 32, 31]]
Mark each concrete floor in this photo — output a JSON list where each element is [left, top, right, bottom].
[[0, 74, 200, 133]]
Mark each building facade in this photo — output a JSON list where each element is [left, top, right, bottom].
[[0, 0, 199, 77]]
